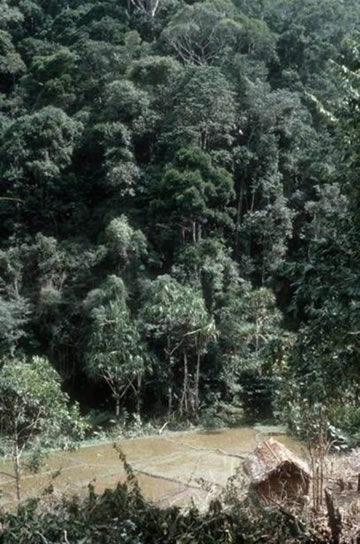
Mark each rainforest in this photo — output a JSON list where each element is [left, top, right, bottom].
[[1, 0, 360, 541]]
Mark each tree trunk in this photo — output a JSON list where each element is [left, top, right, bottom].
[[325, 489, 342, 544], [192, 222, 196, 243], [115, 398, 120, 417], [13, 440, 21, 501], [168, 384, 173, 415], [184, 352, 188, 414], [166, 344, 173, 415], [195, 349, 201, 414], [136, 373, 142, 415], [235, 180, 244, 259], [180, 352, 189, 415]]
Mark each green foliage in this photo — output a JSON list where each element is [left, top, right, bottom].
[[0, 0, 359, 431], [0, 355, 88, 499], [85, 275, 149, 415], [218, 285, 291, 418], [150, 147, 234, 251], [0, 294, 31, 356], [105, 216, 147, 266], [1, 107, 82, 233], [0, 30, 25, 78], [22, 47, 79, 109], [161, 66, 236, 151], [272, 38, 360, 438], [0, 356, 86, 446], [0, 0, 24, 29], [139, 275, 215, 414], [162, 1, 242, 66]]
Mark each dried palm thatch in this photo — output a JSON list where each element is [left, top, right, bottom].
[[243, 438, 310, 502]]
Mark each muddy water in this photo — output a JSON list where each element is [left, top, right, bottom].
[[0, 426, 304, 508]]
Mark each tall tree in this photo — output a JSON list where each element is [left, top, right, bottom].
[[149, 147, 235, 253], [85, 275, 148, 416], [140, 275, 215, 415]]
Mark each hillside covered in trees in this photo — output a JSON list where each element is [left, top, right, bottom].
[[1, 0, 360, 440]]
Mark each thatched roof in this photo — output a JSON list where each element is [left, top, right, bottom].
[[243, 438, 310, 485]]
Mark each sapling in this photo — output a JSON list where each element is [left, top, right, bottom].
[[0, 356, 88, 500]]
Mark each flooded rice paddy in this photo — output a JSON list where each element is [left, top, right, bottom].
[[0, 426, 304, 508]]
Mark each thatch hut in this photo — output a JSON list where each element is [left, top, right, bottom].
[[243, 438, 310, 502]]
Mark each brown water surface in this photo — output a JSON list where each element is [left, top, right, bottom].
[[0, 426, 304, 507]]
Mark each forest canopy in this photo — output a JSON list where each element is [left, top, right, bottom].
[[1, 0, 360, 440]]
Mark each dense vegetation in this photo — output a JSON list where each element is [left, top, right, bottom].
[[1, 0, 360, 443]]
